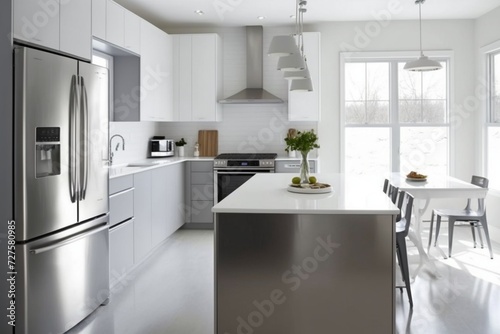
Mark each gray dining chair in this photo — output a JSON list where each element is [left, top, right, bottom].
[[427, 175, 493, 259], [395, 190, 414, 308]]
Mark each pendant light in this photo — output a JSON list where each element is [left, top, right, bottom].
[[290, 2, 313, 91], [290, 77, 313, 91], [404, 0, 442, 72], [268, 35, 299, 56]]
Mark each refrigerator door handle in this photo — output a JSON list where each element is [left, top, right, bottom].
[[69, 75, 78, 203], [80, 76, 90, 200], [29, 223, 108, 255]]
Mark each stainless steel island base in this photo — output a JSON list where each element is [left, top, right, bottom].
[[215, 213, 395, 334]]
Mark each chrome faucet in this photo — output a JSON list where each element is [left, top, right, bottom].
[[109, 134, 125, 165]]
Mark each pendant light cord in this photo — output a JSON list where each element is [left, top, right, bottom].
[[419, 1, 423, 56]]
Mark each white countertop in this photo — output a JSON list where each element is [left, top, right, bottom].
[[109, 156, 214, 178], [212, 173, 399, 215]]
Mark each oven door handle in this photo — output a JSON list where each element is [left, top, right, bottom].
[[215, 171, 271, 175]]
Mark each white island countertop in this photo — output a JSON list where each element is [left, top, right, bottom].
[[212, 173, 399, 215]]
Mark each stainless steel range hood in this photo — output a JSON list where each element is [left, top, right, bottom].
[[219, 26, 283, 104]]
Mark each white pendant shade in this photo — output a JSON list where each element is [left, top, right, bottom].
[[404, 55, 442, 72], [290, 77, 313, 91], [277, 53, 305, 71], [283, 67, 310, 80], [268, 35, 299, 56], [404, 0, 442, 72]]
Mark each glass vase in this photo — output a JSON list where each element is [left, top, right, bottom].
[[300, 151, 310, 184]]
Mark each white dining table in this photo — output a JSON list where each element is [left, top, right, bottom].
[[387, 173, 488, 279]]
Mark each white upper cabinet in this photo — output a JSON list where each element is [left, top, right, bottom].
[[60, 0, 91, 60], [106, 0, 124, 47], [140, 20, 173, 121], [92, 0, 141, 55], [123, 10, 141, 54], [14, 0, 91, 60], [91, 0, 106, 40], [288, 32, 321, 121], [13, 0, 60, 51], [172, 34, 222, 122]]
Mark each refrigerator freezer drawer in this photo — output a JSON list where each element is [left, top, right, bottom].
[[17, 216, 110, 334]]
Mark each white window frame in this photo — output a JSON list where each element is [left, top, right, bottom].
[[340, 51, 454, 174], [480, 40, 500, 192], [92, 50, 114, 120]]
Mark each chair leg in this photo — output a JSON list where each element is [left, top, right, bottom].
[[428, 211, 435, 251], [448, 219, 455, 258], [434, 215, 442, 247], [395, 245, 404, 293], [470, 222, 477, 248], [475, 222, 485, 248], [397, 235, 413, 308], [480, 217, 494, 259]]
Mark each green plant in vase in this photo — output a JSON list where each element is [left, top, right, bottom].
[[284, 129, 319, 183]]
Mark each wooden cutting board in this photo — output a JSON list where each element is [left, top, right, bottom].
[[198, 130, 218, 157]]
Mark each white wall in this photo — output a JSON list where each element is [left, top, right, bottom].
[[109, 121, 159, 165], [475, 6, 500, 242]]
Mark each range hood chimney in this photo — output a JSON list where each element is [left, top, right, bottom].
[[219, 26, 284, 104]]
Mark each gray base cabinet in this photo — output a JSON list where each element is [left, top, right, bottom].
[[185, 161, 214, 224]]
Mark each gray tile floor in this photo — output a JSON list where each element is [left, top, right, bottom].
[[69, 225, 500, 334]]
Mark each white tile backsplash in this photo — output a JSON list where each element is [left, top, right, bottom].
[[109, 121, 159, 164], [158, 106, 318, 157]]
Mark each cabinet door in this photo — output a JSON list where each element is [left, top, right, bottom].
[[106, 0, 124, 47], [140, 20, 173, 121], [60, 0, 91, 60], [165, 163, 185, 234], [92, 0, 106, 40], [133, 171, 152, 263], [124, 10, 141, 54], [192, 34, 219, 121], [173, 35, 192, 121], [109, 218, 134, 287], [13, 0, 59, 50], [151, 166, 169, 246], [288, 32, 321, 121]]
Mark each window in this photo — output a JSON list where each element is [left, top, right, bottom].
[[341, 53, 450, 176], [486, 47, 500, 189], [92, 50, 114, 119]]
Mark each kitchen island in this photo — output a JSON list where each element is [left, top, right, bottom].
[[212, 173, 399, 334]]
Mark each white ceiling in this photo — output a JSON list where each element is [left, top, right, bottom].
[[115, 0, 500, 28]]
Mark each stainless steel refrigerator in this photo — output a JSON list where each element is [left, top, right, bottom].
[[14, 46, 110, 334]]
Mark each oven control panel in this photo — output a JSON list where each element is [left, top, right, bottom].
[[214, 159, 275, 169]]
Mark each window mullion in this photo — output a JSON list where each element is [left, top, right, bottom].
[[391, 61, 400, 172]]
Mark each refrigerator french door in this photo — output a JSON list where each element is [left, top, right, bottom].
[[14, 46, 110, 334]]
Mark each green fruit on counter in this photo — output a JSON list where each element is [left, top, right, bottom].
[[292, 177, 301, 184], [309, 176, 317, 184]]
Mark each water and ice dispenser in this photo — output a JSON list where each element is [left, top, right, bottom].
[[35, 127, 61, 178]]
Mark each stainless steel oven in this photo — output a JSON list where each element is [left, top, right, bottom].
[[214, 153, 277, 203]]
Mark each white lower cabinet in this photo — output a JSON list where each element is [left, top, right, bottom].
[[275, 160, 317, 173], [109, 164, 184, 286], [133, 170, 152, 263], [109, 218, 134, 287]]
